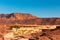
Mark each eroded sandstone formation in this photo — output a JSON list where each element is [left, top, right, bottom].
[[0, 13, 60, 40], [0, 13, 60, 25]]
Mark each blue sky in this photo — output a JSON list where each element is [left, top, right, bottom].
[[0, 0, 60, 18]]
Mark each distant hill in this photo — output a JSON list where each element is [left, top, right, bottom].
[[0, 13, 60, 25], [0, 13, 60, 40]]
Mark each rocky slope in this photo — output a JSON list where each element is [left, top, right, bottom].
[[0, 13, 37, 20], [0, 13, 60, 40], [0, 13, 60, 25]]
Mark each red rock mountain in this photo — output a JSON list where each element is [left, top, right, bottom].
[[0, 13, 60, 40], [0, 13, 60, 25], [0, 13, 37, 20]]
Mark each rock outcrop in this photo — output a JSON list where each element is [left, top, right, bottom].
[[0, 13, 37, 20], [0, 13, 60, 40], [0, 13, 60, 25]]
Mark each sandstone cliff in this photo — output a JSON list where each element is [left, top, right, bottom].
[[0, 13, 60, 25], [0, 13, 60, 40]]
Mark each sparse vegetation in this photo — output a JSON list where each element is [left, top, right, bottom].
[[9, 25, 20, 30]]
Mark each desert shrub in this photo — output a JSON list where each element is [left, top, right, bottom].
[[9, 25, 20, 30]]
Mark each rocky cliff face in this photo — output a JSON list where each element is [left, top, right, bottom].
[[0, 13, 37, 20], [0, 13, 60, 40], [0, 13, 60, 25]]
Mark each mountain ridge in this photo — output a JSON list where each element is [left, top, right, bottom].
[[0, 13, 60, 40], [0, 13, 37, 20], [0, 13, 60, 25]]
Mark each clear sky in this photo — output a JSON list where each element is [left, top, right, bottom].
[[0, 0, 60, 18]]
